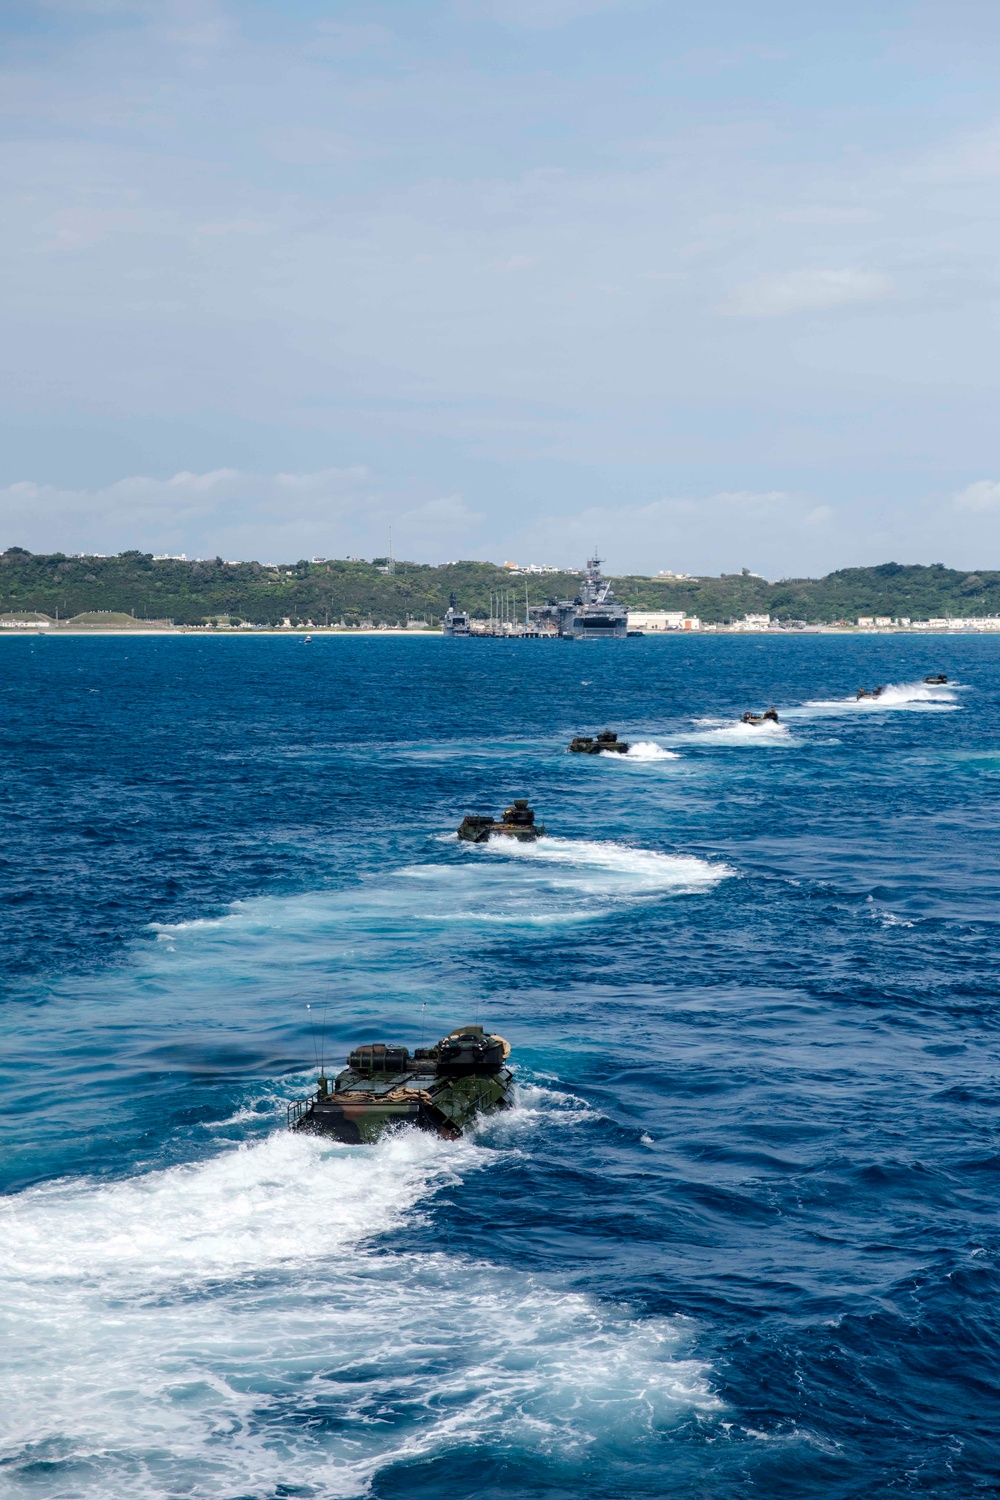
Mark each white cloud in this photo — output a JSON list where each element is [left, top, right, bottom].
[[505, 490, 839, 577], [397, 495, 484, 535], [0, 468, 375, 558], [698, 490, 790, 512], [262, 128, 365, 165], [454, 0, 626, 30], [777, 206, 876, 226], [953, 479, 1000, 510], [7, 0, 1000, 582], [721, 268, 894, 319], [309, 22, 395, 58], [0, 468, 489, 563], [918, 122, 1000, 182], [488, 255, 539, 273], [7, 468, 1000, 578]]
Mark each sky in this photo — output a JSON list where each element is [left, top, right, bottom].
[[2, 0, 1000, 576]]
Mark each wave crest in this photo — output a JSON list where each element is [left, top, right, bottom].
[[0, 1132, 718, 1498], [679, 718, 794, 746], [620, 740, 681, 761], [488, 837, 734, 894], [803, 680, 959, 712]]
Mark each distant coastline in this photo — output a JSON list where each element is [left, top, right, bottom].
[[3, 548, 1000, 631], [0, 623, 991, 639]]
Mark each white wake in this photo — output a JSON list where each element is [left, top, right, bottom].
[[0, 1132, 717, 1499], [799, 679, 960, 714], [677, 717, 795, 746], [616, 740, 681, 761], [484, 836, 733, 895]]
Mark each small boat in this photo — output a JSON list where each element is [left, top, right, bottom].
[[924, 674, 947, 684], [457, 799, 545, 842], [568, 730, 629, 754], [741, 707, 779, 725], [288, 1024, 514, 1142], [304, 634, 313, 643]]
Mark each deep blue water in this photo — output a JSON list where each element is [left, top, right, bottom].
[[2, 633, 1000, 1500]]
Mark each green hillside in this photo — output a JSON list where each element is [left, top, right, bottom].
[[1, 548, 998, 626], [619, 562, 1000, 623]]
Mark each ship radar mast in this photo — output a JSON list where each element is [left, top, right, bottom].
[[514, 551, 628, 638], [584, 555, 610, 605]]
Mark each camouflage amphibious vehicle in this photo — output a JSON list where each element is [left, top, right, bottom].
[[568, 730, 629, 754], [288, 1025, 514, 1143], [457, 799, 545, 843]]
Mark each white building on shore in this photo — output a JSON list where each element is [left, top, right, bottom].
[[627, 610, 701, 632]]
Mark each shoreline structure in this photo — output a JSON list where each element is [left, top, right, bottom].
[[4, 552, 1000, 635], [0, 621, 994, 638]]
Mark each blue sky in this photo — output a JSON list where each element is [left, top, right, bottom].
[[2, 0, 1000, 574]]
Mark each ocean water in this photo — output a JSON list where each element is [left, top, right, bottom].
[[1, 633, 999, 1499]]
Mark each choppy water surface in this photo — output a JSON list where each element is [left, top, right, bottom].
[[1, 634, 999, 1499]]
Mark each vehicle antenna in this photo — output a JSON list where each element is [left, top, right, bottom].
[[308, 1002, 331, 1097], [420, 997, 426, 1049], [318, 1002, 329, 1077], [306, 1004, 318, 1071]]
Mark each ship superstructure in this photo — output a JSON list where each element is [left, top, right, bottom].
[[529, 557, 628, 639], [442, 593, 471, 636], [440, 558, 629, 639]]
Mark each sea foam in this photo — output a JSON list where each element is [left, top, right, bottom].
[[679, 717, 795, 746], [616, 740, 681, 761], [799, 679, 960, 714], [0, 1131, 717, 1499], [484, 836, 733, 895]]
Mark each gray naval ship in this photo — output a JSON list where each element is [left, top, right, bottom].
[[442, 559, 629, 639], [441, 592, 471, 636], [288, 1025, 514, 1142], [530, 556, 629, 639]]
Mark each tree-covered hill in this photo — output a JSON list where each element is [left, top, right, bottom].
[[1, 549, 999, 626], [620, 562, 1000, 623]]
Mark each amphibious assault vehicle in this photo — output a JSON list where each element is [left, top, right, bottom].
[[741, 707, 780, 725], [924, 674, 948, 684], [288, 1025, 514, 1142], [568, 730, 629, 754], [457, 799, 545, 842]]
